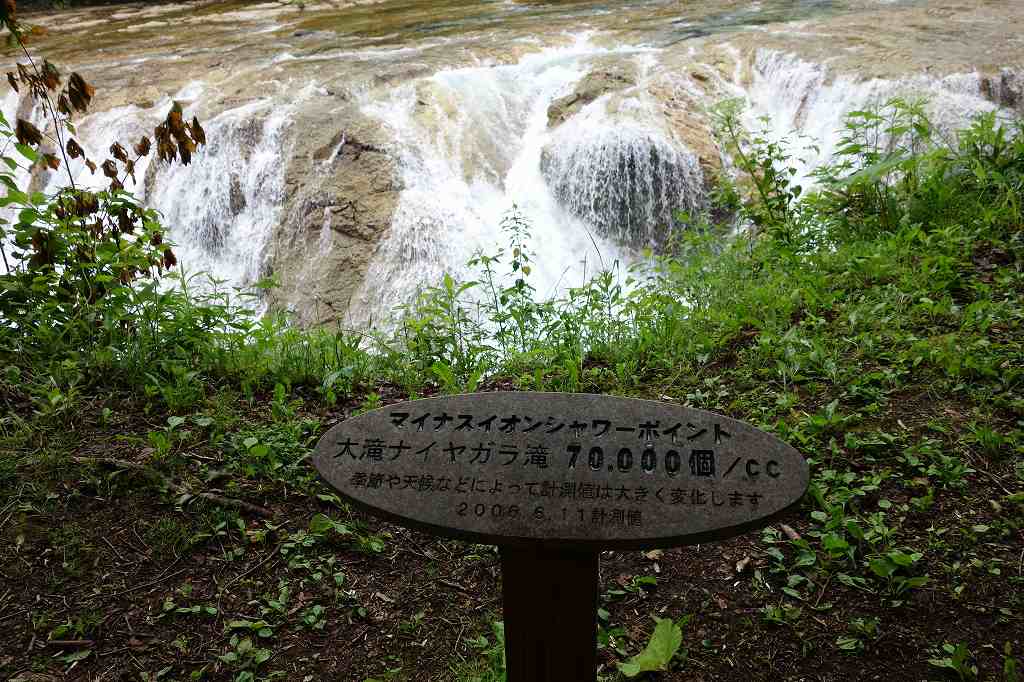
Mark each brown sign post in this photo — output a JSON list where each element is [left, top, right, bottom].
[[313, 393, 809, 681]]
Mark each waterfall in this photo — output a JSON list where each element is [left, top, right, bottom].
[[346, 37, 703, 327], [145, 96, 294, 292], [738, 49, 1004, 185], [5, 79, 299, 295], [540, 106, 705, 249]]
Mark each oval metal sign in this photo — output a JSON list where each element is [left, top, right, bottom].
[[313, 392, 808, 549]]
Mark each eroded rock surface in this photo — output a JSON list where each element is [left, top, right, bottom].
[[268, 109, 402, 326]]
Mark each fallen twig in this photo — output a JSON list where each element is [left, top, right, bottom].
[[45, 639, 95, 647], [104, 567, 190, 599]]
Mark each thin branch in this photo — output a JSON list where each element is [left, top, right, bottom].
[[15, 33, 76, 190]]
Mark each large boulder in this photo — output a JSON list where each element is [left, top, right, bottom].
[[547, 66, 636, 128], [540, 120, 705, 249], [541, 68, 721, 249], [267, 106, 402, 326]]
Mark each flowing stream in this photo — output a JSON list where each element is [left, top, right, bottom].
[[2, 0, 1020, 317]]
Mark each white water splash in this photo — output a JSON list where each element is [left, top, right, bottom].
[[145, 96, 293, 292], [739, 49, 1003, 185], [541, 97, 705, 248], [346, 37, 701, 327], [21, 79, 299, 294]]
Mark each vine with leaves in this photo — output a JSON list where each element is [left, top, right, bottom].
[[0, 0, 206, 340]]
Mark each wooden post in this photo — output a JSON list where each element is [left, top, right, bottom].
[[499, 547, 600, 682]]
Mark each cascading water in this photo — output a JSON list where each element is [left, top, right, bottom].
[[540, 102, 705, 249], [11, 80, 299, 295], [737, 49, 1004, 185], [145, 95, 295, 292], [5, 0, 1022, 327], [345, 37, 704, 327]]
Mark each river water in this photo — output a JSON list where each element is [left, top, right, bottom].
[[2, 0, 1021, 325]]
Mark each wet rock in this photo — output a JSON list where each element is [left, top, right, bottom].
[[228, 173, 246, 215], [541, 68, 721, 249], [267, 107, 402, 326], [547, 66, 636, 128], [981, 68, 1022, 112], [540, 126, 705, 249]]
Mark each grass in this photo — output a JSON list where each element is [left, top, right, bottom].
[[1, 101, 1023, 680]]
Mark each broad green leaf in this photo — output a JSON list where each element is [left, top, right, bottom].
[[617, 617, 683, 678], [886, 550, 913, 567], [15, 143, 37, 162], [868, 558, 896, 578], [309, 513, 335, 535], [794, 549, 817, 568], [822, 533, 849, 553]]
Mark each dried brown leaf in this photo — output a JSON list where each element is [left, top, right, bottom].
[[67, 72, 94, 113], [42, 153, 59, 170], [177, 138, 194, 165], [57, 92, 71, 116], [116, 209, 133, 233], [167, 104, 184, 136], [158, 139, 176, 163], [15, 117, 41, 146], [76, 192, 98, 216], [41, 60, 60, 91], [66, 138, 84, 159], [133, 135, 150, 157], [100, 159, 117, 179], [6, 71, 17, 93], [191, 116, 206, 146], [85, 159, 96, 174], [109, 141, 128, 163]]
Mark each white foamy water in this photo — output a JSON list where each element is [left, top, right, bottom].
[[541, 98, 705, 248], [17, 80, 302, 295], [145, 96, 294, 292], [346, 37, 691, 327], [4, 7, 1019, 326], [738, 49, 1003, 185]]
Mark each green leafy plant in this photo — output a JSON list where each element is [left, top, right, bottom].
[[929, 642, 978, 681], [217, 635, 273, 681], [300, 604, 327, 631], [836, 616, 880, 653], [617, 616, 687, 678], [867, 549, 929, 599], [460, 620, 507, 682]]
